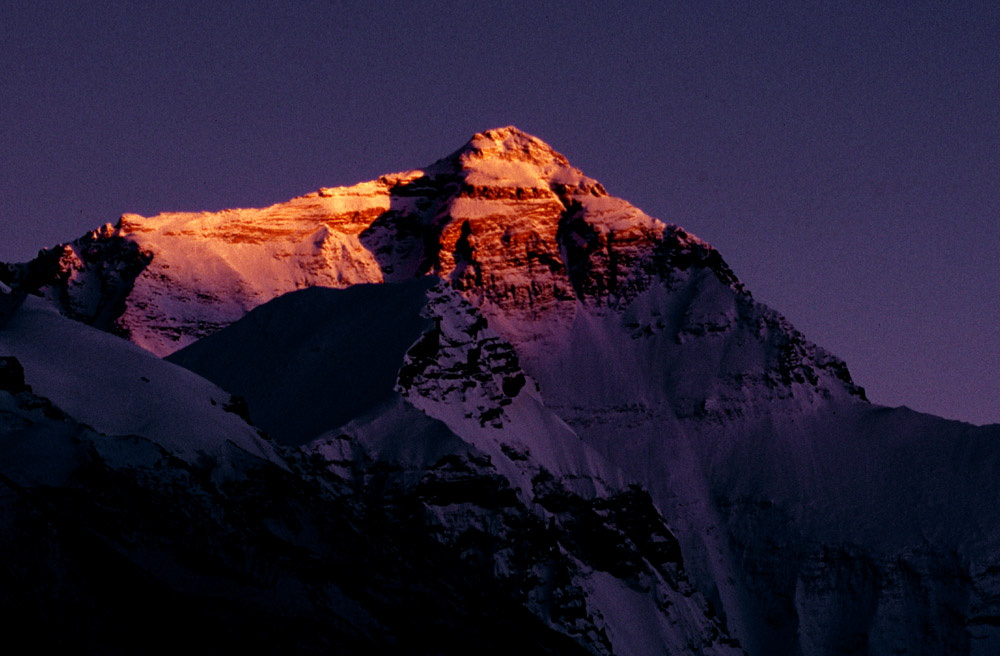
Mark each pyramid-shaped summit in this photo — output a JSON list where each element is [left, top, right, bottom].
[[2, 126, 859, 413], [451, 126, 575, 167], [0, 129, 669, 344], [418, 126, 604, 196]]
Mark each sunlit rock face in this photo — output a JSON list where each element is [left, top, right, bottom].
[[2, 127, 863, 414], [0, 130, 688, 344]]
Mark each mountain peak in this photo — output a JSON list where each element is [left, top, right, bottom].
[[427, 126, 599, 194], [458, 126, 570, 168]]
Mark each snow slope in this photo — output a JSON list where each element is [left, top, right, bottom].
[[0, 295, 281, 467]]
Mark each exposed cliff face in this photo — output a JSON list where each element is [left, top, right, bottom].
[[1, 223, 152, 337]]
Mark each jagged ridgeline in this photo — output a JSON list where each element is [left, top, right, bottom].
[[2, 128, 999, 655]]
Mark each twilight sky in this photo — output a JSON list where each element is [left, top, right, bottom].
[[2, 1, 998, 425]]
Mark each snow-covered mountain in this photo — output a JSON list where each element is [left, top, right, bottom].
[[3, 127, 999, 655], [168, 279, 740, 654]]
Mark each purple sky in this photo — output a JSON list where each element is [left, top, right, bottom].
[[2, 1, 999, 425]]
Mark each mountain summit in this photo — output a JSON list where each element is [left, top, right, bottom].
[[2, 127, 861, 410], [3, 128, 998, 655], [444, 125, 583, 169]]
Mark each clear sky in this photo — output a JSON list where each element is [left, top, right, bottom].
[[2, 1, 998, 425]]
